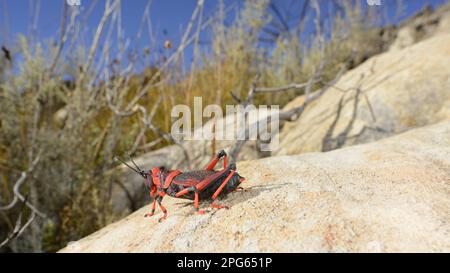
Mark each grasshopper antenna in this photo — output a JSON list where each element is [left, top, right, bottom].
[[114, 156, 142, 176], [129, 155, 143, 173]]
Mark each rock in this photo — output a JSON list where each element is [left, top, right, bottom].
[[389, 3, 450, 51], [59, 121, 450, 253], [275, 33, 450, 156], [389, 26, 417, 51], [436, 10, 450, 34]]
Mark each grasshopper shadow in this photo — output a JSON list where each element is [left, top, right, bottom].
[[173, 182, 290, 214]]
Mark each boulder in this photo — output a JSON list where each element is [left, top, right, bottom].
[[275, 33, 450, 156], [60, 121, 450, 253], [389, 3, 450, 51]]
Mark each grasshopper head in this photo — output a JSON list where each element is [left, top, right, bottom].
[[145, 166, 166, 191]]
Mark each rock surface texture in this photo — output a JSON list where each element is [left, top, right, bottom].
[[275, 33, 450, 156], [389, 3, 450, 51], [60, 121, 450, 253]]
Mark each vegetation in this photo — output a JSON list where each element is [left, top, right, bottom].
[[0, 0, 395, 252]]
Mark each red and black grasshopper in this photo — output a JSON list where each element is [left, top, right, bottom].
[[116, 150, 245, 222]]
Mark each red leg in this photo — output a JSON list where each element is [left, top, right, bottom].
[[176, 170, 228, 213], [176, 165, 235, 214], [195, 169, 228, 191], [175, 168, 229, 198], [223, 156, 228, 169], [194, 192, 205, 214], [144, 198, 157, 217], [210, 170, 235, 209], [205, 157, 219, 171], [156, 197, 168, 222], [175, 187, 193, 198], [205, 150, 228, 170]]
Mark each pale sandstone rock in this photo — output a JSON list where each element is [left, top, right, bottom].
[[389, 3, 450, 51], [60, 121, 450, 253], [275, 34, 450, 156]]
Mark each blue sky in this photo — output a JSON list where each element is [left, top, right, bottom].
[[1, 0, 449, 67], [1, 0, 231, 49]]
